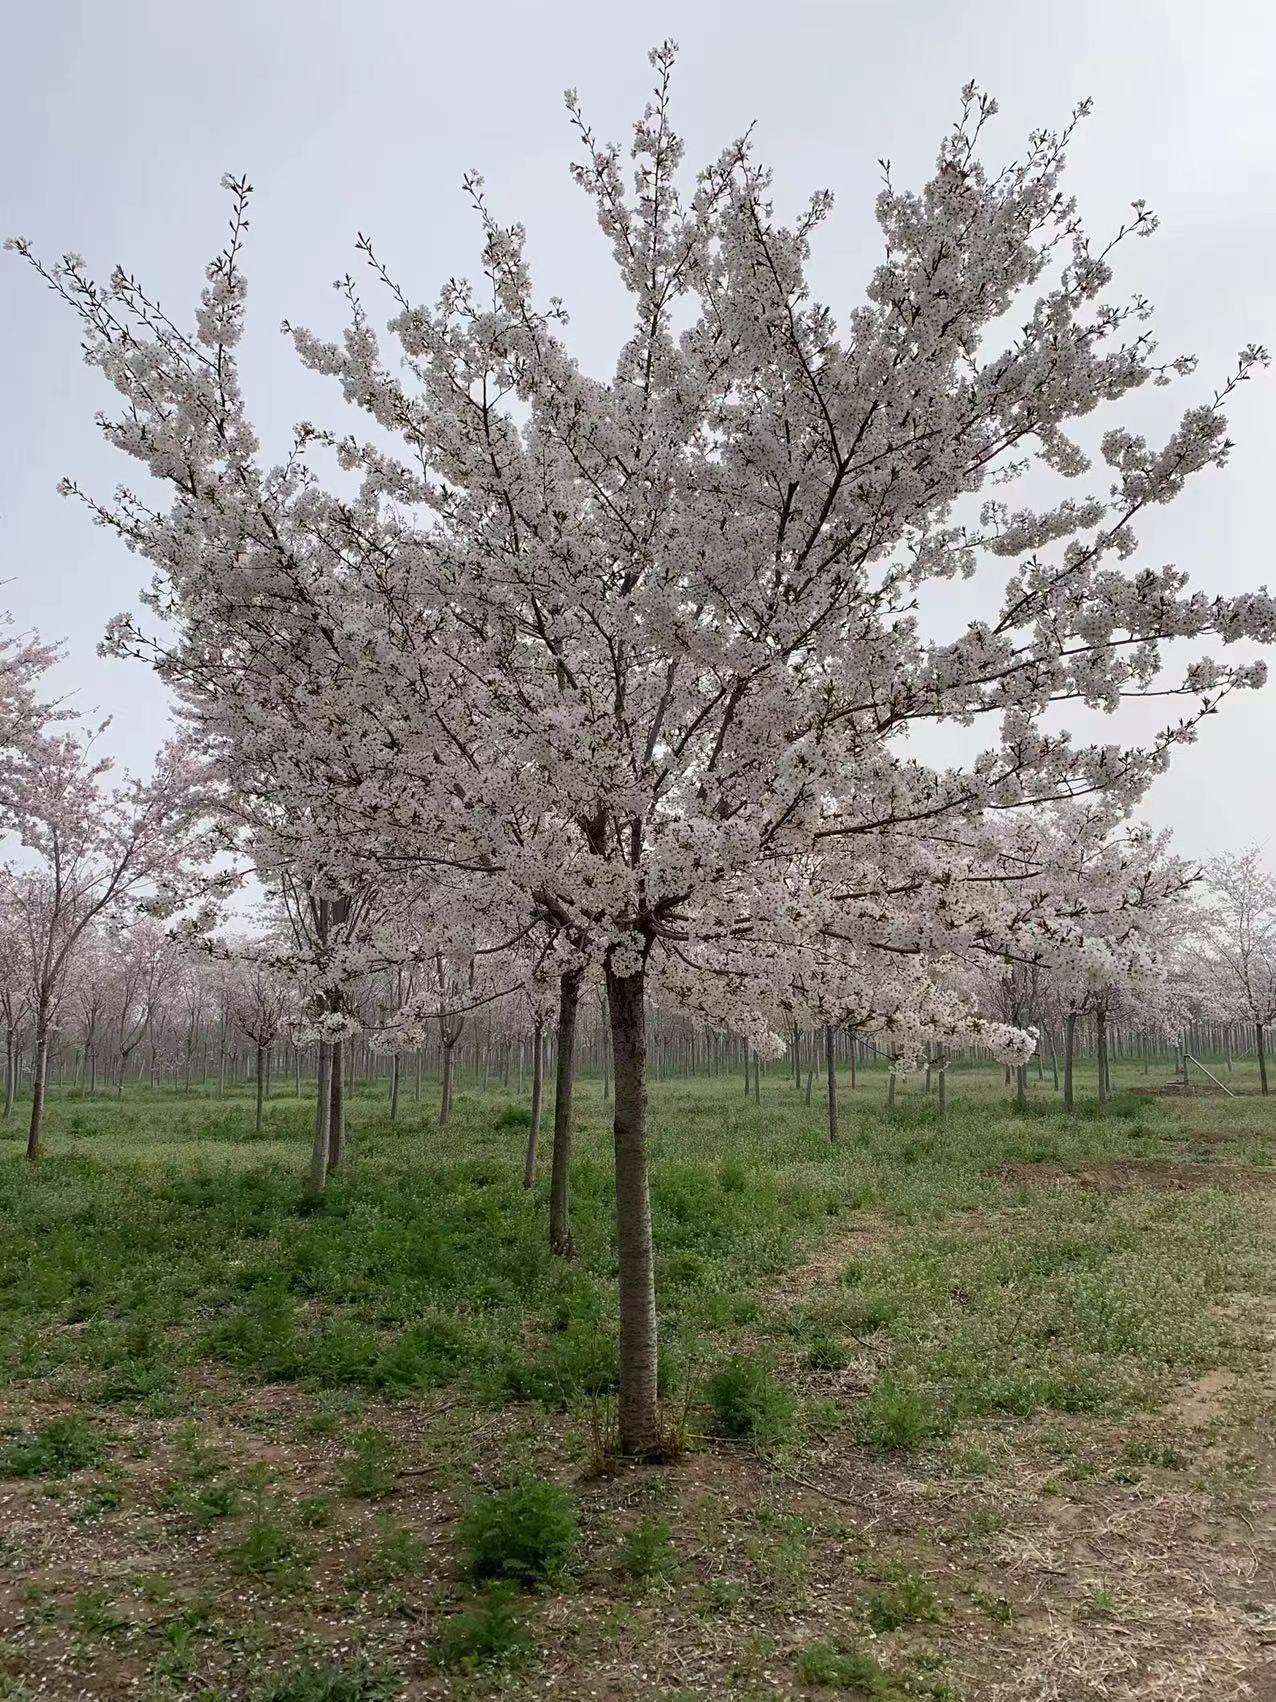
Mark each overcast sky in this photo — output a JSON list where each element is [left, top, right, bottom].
[[3, 0, 1273, 860]]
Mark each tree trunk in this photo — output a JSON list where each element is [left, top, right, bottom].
[[439, 1037, 455, 1126], [606, 963, 660, 1456], [255, 1043, 265, 1133], [824, 1025, 838, 1143], [309, 1041, 332, 1193], [26, 1011, 49, 1160], [937, 1050, 947, 1117], [1015, 1063, 1027, 1111], [524, 1018, 544, 1189], [1258, 1021, 1269, 1097], [1096, 1010, 1109, 1110], [327, 1038, 345, 1172], [3, 1028, 14, 1120], [549, 970, 580, 1257], [389, 1052, 401, 1122], [1064, 1013, 1076, 1112]]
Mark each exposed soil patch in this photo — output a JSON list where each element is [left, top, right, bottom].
[[0, 1378, 473, 1700], [990, 1159, 1276, 1194], [749, 1208, 1276, 1702], [761, 1213, 894, 1300]]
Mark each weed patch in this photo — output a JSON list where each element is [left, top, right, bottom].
[[431, 1585, 534, 1673], [706, 1355, 797, 1445], [0, 1416, 106, 1478], [458, 1479, 578, 1588]]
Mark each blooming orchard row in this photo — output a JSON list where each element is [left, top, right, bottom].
[[2, 808, 1272, 1129], [6, 48, 1274, 1449]]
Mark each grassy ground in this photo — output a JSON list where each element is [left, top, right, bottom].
[[0, 1060, 1273, 1699]]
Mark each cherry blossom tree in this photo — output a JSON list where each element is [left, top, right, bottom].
[[974, 805, 1195, 1107], [0, 608, 59, 785], [14, 51, 1275, 1450], [66, 928, 114, 1094], [225, 947, 292, 1130], [1, 728, 214, 1156], [98, 920, 183, 1094], [1200, 848, 1276, 1094], [173, 955, 213, 1094], [0, 869, 35, 1117]]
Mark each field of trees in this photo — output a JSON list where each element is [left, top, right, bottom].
[[1, 1051, 1273, 1699], [3, 28, 1276, 1702]]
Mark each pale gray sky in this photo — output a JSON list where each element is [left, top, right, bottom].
[[3, 0, 1273, 858]]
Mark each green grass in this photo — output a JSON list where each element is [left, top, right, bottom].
[[458, 1478, 579, 1587], [843, 1183, 1265, 1445], [2, 1074, 1269, 1463], [1, 1061, 1268, 1426], [0, 1074, 876, 1412], [346, 1520, 426, 1589], [429, 1583, 534, 1673], [0, 1415, 107, 1478], [258, 1662, 398, 1701], [705, 1354, 799, 1445], [797, 1638, 904, 1693], [339, 1428, 399, 1500], [858, 1562, 946, 1632], [616, 1513, 680, 1585], [228, 1500, 307, 1582], [0, 1060, 1271, 1697]]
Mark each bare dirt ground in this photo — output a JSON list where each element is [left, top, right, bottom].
[[991, 1159, 1276, 1193]]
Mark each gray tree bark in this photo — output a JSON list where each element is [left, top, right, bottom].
[[606, 962, 659, 1456], [26, 1008, 49, 1160], [1064, 1013, 1076, 1112], [549, 970, 580, 1257], [309, 1041, 332, 1193], [1257, 1021, 1269, 1097], [825, 1025, 838, 1142], [524, 1017, 544, 1189], [327, 1039, 345, 1172], [4, 1028, 15, 1120]]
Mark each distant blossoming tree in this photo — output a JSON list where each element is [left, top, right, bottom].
[[1, 729, 214, 1156], [1201, 848, 1276, 1094], [0, 607, 59, 786]]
